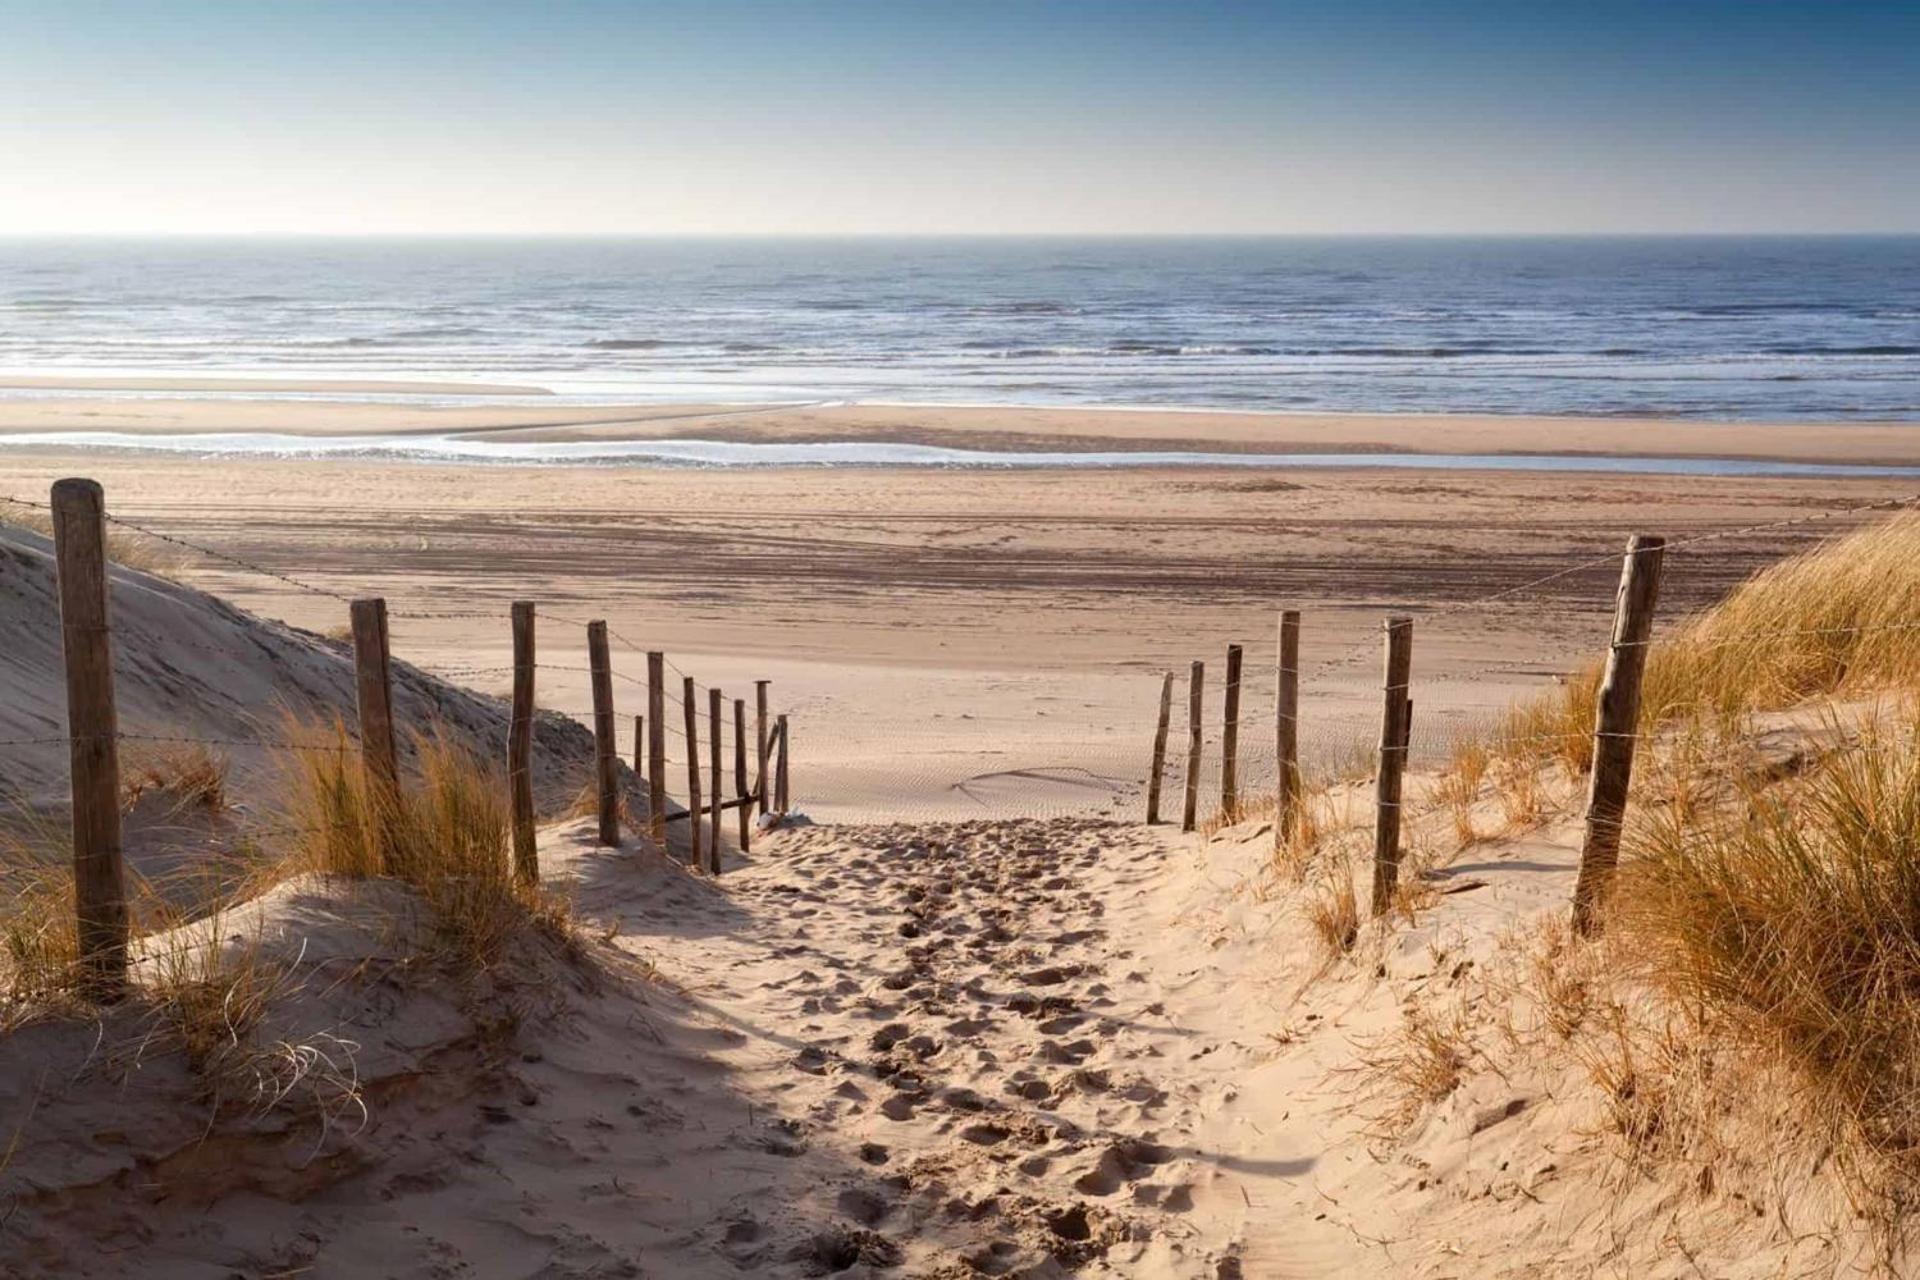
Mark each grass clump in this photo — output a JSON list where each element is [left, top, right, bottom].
[[1616, 711, 1920, 1214], [282, 718, 562, 967], [0, 506, 186, 577]]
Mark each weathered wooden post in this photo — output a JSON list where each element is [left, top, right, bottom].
[[586, 621, 620, 846], [1145, 671, 1174, 824], [682, 676, 702, 867], [1182, 660, 1205, 833], [1221, 643, 1243, 820], [775, 713, 791, 813], [646, 652, 666, 842], [508, 601, 537, 884], [1369, 617, 1414, 917], [350, 595, 400, 871], [1571, 535, 1667, 936], [50, 478, 128, 997], [707, 687, 724, 873], [733, 697, 751, 851], [632, 714, 644, 771], [754, 680, 771, 815], [1275, 610, 1301, 846]]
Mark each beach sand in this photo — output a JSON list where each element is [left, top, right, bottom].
[[5, 395, 1914, 821]]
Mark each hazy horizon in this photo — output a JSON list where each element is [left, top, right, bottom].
[[5, 0, 1917, 237]]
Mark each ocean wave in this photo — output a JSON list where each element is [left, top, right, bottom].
[[582, 338, 690, 350]]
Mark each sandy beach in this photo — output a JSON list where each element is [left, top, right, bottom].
[[6, 393, 1914, 822]]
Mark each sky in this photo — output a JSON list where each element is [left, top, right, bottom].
[[2, 0, 1917, 236]]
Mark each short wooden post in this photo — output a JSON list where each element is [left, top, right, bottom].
[[1571, 535, 1667, 936], [775, 714, 791, 813], [707, 687, 724, 873], [1182, 660, 1205, 833], [1275, 610, 1301, 845], [508, 601, 537, 885], [733, 697, 751, 851], [1221, 643, 1243, 820], [350, 596, 400, 871], [646, 652, 666, 842], [682, 676, 702, 867], [1370, 617, 1414, 917], [50, 478, 128, 997], [632, 714, 644, 771], [1145, 671, 1174, 824], [754, 680, 771, 815], [586, 621, 620, 846]]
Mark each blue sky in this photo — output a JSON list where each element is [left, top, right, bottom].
[[3, 0, 1916, 234]]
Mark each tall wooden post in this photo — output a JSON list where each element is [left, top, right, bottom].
[[734, 697, 751, 851], [586, 622, 620, 846], [1572, 535, 1667, 936], [508, 601, 537, 885], [350, 596, 400, 871], [646, 652, 666, 842], [1370, 617, 1414, 917], [1221, 643, 1243, 820], [1145, 671, 1174, 824], [682, 676, 702, 867], [754, 680, 771, 815], [50, 478, 128, 997], [708, 687, 724, 873], [1275, 610, 1301, 845], [775, 714, 790, 813], [1182, 660, 1205, 833]]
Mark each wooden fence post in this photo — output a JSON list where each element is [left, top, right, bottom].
[[633, 714, 644, 771], [350, 596, 400, 871], [775, 714, 790, 813], [734, 697, 751, 851], [1275, 610, 1301, 846], [1571, 535, 1667, 936], [682, 676, 702, 867], [708, 687, 723, 873], [508, 601, 537, 885], [755, 680, 771, 815], [1369, 617, 1414, 917], [646, 652, 666, 843], [50, 478, 128, 997], [1221, 643, 1243, 819], [1182, 660, 1205, 833], [586, 621, 620, 847], [1145, 671, 1174, 824]]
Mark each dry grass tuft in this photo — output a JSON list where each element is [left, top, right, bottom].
[[0, 507, 187, 577], [1615, 710, 1920, 1218], [1306, 867, 1360, 961], [1433, 737, 1489, 848], [121, 743, 230, 813], [1355, 1001, 1474, 1136], [281, 717, 568, 967]]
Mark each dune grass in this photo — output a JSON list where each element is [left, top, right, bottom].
[[0, 506, 186, 577], [1616, 711, 1920, 1211], [1486, 512, 1920, 776]]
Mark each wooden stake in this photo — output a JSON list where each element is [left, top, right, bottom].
[[708, 686, 723, 873], [1571, 535, 1667, 936], [1182, 660, 1205, 833], [683, 676, 702, 867], [508, 601, 537, 885], [350, 596, 399, 872], [754, 680, 771, 815], [734, 697, 751, 851], [1221, 643, 1243, 820], [633, 714, 644, 771], [1370, 617, 1414, 918], [586, 621, 620, 847], [775, 713, 790, 813], [1145, 671, 1174, 824], [1275, 610, 1301, 847], [646, 652, 666, 843], [50, 478, 127, 997]]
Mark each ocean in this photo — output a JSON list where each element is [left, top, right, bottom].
[[2, 236, 1917, 420]]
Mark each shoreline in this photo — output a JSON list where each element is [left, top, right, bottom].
[[1, 387, 1919, 467]]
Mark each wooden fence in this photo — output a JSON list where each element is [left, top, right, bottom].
[[34, 478, 794, 991]]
